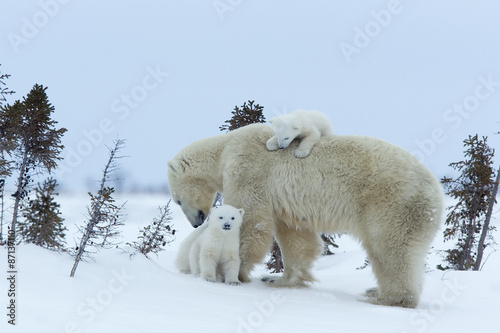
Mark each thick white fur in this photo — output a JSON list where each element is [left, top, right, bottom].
[[175, 205, 244, 286], [168, 124, 443, 308], [266, 110, 333, 158]]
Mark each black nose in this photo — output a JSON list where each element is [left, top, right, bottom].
[[192, 210, 206, 228], [198, 210, 206, 222], [223, 222, 231, 230]]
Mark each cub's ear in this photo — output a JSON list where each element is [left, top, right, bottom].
[[238, 208, 245, 217], [291, 120, 300, 130], [167, 160, 183, 176]]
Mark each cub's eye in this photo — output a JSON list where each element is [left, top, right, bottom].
[[177, 200, 181, 205], [219, 216, 223, 220], [231, 217, 235, 220], [284, 137, 289, 141]]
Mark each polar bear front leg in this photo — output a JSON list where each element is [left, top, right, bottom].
[[200, 249, 218, 282], [237, 211, 274, 283], [262, 221, 322, 288], [266, 136, 279, 151], [222, 254, 241, 286], [295, 130, 321, 158]]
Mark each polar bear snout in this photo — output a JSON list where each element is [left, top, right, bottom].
[[277, 137, 291, 149], [223, 222, 232, 230], [192, 210, 206, 228]]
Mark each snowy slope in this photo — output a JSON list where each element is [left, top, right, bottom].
[[1, 194, 499, 333]]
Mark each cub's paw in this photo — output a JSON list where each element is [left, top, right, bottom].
[[266, 138, 279, 151], [294, 149, 310, 158], [203, 275, 217, 283]]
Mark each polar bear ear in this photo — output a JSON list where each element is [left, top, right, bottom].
[[167, 160, 183, 176], [238, 208, 245, 217], [290, 120, 300, 130]]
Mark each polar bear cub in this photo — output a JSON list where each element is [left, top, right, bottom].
[[175, 204, 244, 285], [266, 110, 333, 158]]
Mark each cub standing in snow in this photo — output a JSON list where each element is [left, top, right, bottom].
[[175, 204, 244, 286], [266, 110, 333, 158]]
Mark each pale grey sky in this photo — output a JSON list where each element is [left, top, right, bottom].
[[1, 0, 499, 192]]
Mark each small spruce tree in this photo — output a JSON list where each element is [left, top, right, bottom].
[[0, 65, 14, 244], [70, 139, 126, 277], [475, 164, 499, 270], [321, 233, 339, 256], [0, 64, 15, 106], [18, 177, 66, 250], [91, 187, 126, 249], [0, 84, 66, 237], [219, 100, 266, 132], [439, 135, 497, 271], [129, 201, 176, 258], [266, 240, 284, 273]]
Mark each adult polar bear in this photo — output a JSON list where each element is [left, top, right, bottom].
[[167, 123, 442, 308]]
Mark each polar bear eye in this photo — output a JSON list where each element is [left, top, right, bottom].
[[219, 216, 223, 220], [177, 200, 181, 206], [231, 217, 235, 220], [284, 137, 289, 141]]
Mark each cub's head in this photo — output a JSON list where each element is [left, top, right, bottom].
[[207, 205, 244, 232], [167, 159, 218, 228], [269, 116, 302, 149]]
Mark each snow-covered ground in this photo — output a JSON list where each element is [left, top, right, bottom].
[[1, 193, 499, 333]]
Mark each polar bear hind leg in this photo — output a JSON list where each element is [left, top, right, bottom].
[[361, 200, 439, 308]]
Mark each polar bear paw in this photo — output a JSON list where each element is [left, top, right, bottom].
[[294, 148, 310, 158], [203, 275, 217, 283], [261, 275, 307, 288], [266, 137, 279, 151], [226, 280, 241, 286]]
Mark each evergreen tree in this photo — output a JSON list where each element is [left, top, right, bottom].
[[475, 164, 499, 270], [0, 65, 15, 244], [219, 100, 266, 132], [266, 240, 284, 273], [321, 233, 338, 256], [70, 139, 126, 277], [439, 135, 497, 271], [91, 187, 126, 249], [0, 64, 15, 106], [128, 201, 176, 258], [18, 177, 66, 250], [0, 178, 5, 244], [0, 84, 66, 236]]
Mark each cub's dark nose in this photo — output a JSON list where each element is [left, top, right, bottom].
[[223, 222, 231, 230]]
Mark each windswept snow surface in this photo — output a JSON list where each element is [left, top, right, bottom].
[[1, 194, 499, 333]]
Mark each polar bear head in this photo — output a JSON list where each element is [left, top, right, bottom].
[[269, 115, 302, 149], [208, 205, 244, 232], [168, 159, 219, 228]]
